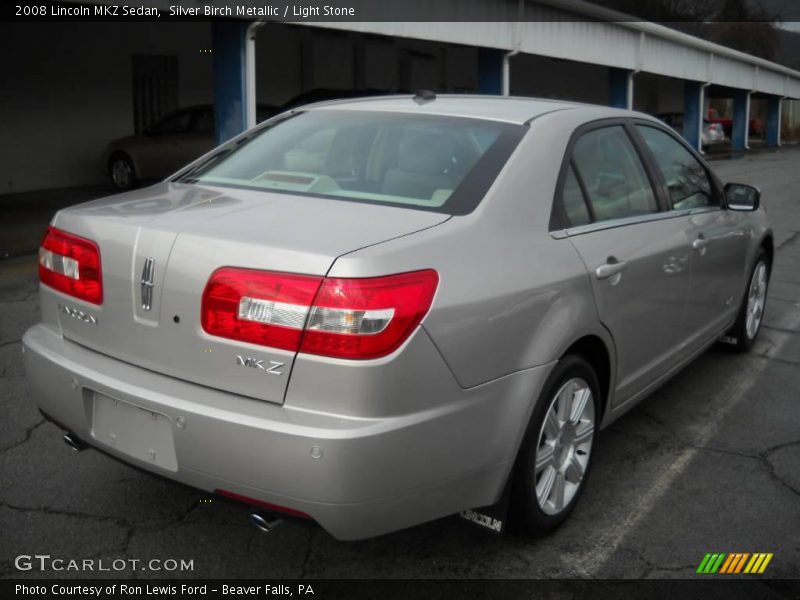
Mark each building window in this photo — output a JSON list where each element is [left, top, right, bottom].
[[131, 54, 179, 134]]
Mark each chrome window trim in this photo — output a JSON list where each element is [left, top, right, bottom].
[[550, 206, 721, 239]]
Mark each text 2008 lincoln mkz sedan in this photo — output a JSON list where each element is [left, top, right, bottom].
[[24, 95, 771, 540]]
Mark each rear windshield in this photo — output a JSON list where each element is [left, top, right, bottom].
[[176, 110, 526, 215]]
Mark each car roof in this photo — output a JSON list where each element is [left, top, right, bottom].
[[300, 94, 632, 125]]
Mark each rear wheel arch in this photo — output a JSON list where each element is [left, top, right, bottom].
[[509, 353, 602, 534], [497, 333, 612, 532], [761, 234, 774, 271], [560, 335, 612, 421]]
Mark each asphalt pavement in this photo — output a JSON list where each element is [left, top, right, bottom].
[[1, 149, 799, 580]]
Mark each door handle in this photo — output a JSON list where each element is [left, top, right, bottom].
[[595, 260, 627, 280], [692, 237, 709, 250]]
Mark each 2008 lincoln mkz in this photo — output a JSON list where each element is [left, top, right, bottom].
[[24, 95, 771, 540]]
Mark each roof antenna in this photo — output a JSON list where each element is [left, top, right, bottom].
[[413, 90, 436, 105]]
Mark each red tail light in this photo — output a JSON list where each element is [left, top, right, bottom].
[[38, 226, 103, 305], [201, 268, 323, 351], [201, 268, 438, 360], [301, 271, 439, 359]]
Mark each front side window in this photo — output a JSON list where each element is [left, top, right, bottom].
[[177, 110, 525, 215], [572, 126, 658, 223], [636, 125, 715, 211]]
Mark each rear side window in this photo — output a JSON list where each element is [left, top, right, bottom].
[[572, 126, 657, 223], [561, 165, 591, 227], [636, 125, 715, 211]]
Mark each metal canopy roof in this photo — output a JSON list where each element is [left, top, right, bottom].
[[70, 0, 800, 98], [294, 0, 800, 99]]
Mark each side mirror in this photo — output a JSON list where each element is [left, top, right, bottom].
[[725, 182, 760, 211]]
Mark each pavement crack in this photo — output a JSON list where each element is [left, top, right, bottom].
[[0, 292, 38, 305], [761, 324, 800, 335], [636, 408, 668, 428], [122, 526, 135, 555], [763, 438, 800, 456], [0, 419, 45, 454], [630, 547, 696, 578], [0, 500, 131, 528], [634, 409, 686, 443], [118, 523, 138, 579], [761, 439, 800, 498], [298, 528, 315, 578], [0, 339, 21, 348], [757, 354, 800, 368], [635, 410, 800, 499], [690, 443, 759, 460], [133, 495, 204, 531], [776, 230, 800, 252], [178, 497, 202, 523], [695, 443, 800, 498]]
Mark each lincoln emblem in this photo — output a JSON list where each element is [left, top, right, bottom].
[[141, 257, 155, 310]]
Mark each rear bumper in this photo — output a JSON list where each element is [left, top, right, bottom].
[[22, 323, 551, 540]]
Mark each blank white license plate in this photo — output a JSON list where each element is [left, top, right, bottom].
[[91, 392, 178, 471]]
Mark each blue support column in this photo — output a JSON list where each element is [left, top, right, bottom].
[[212, 21, 249, 145], [478, 48, 504, 95], [766, 96, 782, 147], [732, 89, 751, 151], [683, 81, 704, 151], [608, 68, 633, 109]]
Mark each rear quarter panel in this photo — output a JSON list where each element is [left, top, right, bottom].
[[326, 108, 618, 392]]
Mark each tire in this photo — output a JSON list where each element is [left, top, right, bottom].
[[109, 153, 136, 190], [511, 354, 600, 536], [727, 249, 770, 353]]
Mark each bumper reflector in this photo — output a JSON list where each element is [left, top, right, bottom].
[[215, 489, 312, 519]]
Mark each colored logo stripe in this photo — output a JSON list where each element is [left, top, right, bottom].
[[744, 553, 773, 574], [719, 553, 736, 573], [697, 553, 726, 573], [720, 553, 749, 573], [697, 553, 773, 574]]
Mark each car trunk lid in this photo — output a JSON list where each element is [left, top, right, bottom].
[[50, 182, 448, 403]]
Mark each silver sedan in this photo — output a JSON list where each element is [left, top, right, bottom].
[[24, 95, 771, 540]]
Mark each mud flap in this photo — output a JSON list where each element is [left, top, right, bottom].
[[458, 479, 512, 534]]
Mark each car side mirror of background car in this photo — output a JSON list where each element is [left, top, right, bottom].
[[725, 182, 760, 211]]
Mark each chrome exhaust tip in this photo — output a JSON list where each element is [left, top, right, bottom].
[[63, 433, 86, 452], [250, 512, 283, 533]]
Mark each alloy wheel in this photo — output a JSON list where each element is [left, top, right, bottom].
[[745, 261, 767, 340], [111, 159, 132, 188], [534, 377, 595, 515]]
